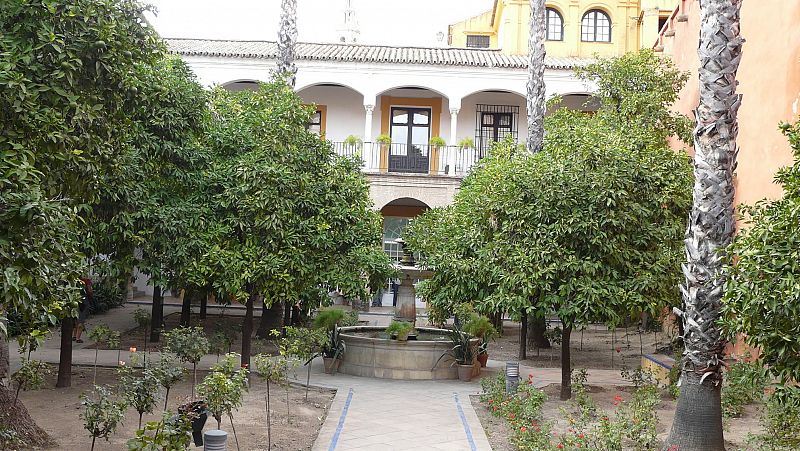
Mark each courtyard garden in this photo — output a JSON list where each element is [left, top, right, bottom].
[[2, 0, 800, 450]]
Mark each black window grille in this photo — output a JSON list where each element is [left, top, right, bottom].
[[466, 35, 490, 48], [474, 104, 519, 155]]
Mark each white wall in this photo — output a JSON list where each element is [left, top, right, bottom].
[[297, 85, 364, 142]]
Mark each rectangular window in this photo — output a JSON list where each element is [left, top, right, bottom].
[[475, 104, 519, 155], [308, 110, 323, 136], [466, 35, 490, 48]]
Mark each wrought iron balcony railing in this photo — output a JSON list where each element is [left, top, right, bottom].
[[330, 142, 485, 176]]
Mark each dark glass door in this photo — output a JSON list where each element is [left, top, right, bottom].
[[389, 107, 430, 173]]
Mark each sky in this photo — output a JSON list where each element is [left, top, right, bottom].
[[145, 0, 494, 47]]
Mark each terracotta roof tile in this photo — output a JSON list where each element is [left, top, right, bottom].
[[165, 38, 591, 70]]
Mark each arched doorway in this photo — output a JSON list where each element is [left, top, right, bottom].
[[377, 197, 430, 308]]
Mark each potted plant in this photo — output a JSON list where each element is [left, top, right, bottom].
[[376, 134, 392, 145], [313, 309, 348, 374], [433, 323, 477, 382], [385, 320, 414, 341], [429, 136, 446, 149], [343, 134, 363, 153], [457, 137, 475, 150], [178, 400, 209, 447], [464, 314, 498, 367]]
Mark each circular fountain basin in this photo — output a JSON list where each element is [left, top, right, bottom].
[[337, 326, 479, 380]]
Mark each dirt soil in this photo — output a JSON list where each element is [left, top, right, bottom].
[[17, 366, 335, 450], [472, 383, 764, 451], [113, 312, 281, 357], [489, 320, 677, 370]]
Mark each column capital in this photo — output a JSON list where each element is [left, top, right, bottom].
[[364, 104, 375, 114], [449, 107, 460, 115]]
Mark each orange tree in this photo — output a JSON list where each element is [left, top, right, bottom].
[[186, 81, 392, 368], [407, 134, 691, 400]]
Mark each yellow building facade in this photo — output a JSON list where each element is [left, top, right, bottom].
[[449, 0, 676, 58]]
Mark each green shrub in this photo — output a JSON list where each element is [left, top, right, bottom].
[[721, 358, 767, 418], [385, 320, 413, 340], [91, 280, 126, 314], [126, 413, 192, 451], [81, 386, 127, 451], [313, 309, 346, 331], [747, 388, 800, 450]]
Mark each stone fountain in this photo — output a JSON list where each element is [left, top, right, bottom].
[[335, 238, 478, 380]]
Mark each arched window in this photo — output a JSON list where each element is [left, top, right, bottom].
[[546, 8, 564, 41], [581, 10, 611, 42]]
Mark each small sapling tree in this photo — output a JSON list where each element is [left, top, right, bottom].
[[150, 354, 185, 410], [163, 326, 210, 399], [253, 354, 291, 449], [88, 324, 113, 384], [81, 386, 127, 451], [275, 327, 326, 401], [11, 359, 49, 405], [197, 353, 249, 449], [133, 309, 152, 366], [118, 366, 160, 429], [107, 329, 121, 366]]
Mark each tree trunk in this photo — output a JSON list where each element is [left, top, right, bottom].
[[200, 291, 208, 320], [664, 1, 743, 449], [256, 299, 283, 339], [241, 292, 255, 369], [282, 301, 292, 337], [56, 318, 74, 388], [526, 0, 547, 153], [180, 288, 194, 327], [150, 286, 163, 343], [518, 312, 527, 360], [291, 305, 301, 326], [0, 319, 9, 385], [559, 326, 572, 401], [527, 314, 551, 349], [276, 0, 298, 87], [491, 311, 503, 336]]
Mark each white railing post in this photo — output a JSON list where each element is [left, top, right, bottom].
[[448, 108, 460, 175], [363, 104, 375, 171]]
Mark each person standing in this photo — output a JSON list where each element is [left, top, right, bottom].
[[72, 278, 92, 343]]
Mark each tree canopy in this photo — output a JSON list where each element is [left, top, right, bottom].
[[1, 0, 164, 333], [721, 121, 800, 392], [405, 50, 693, 399]]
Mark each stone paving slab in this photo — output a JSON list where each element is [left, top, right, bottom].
[[306, 359, 493, 451]]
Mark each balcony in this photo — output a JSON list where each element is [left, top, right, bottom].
[[330, 142, 485, 177]]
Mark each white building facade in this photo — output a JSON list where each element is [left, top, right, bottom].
[[146, 39, 595, 305]]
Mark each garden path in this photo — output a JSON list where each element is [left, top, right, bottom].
[[306, 360, 629, 451]]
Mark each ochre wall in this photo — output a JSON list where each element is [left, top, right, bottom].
[[448, 0, 645, 58], [661, 0, 800, 208]]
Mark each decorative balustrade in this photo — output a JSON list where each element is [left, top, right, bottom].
[[330, 142, 485, 177]]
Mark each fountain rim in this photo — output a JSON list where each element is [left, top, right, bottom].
[[337, 325, 476, 346]]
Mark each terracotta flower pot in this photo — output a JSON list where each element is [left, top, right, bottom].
[[457, 364, 473, 382], [323, 357, 341, 374], [477, 352, 489, 368]]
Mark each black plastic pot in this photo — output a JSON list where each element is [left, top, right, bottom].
[[179, 400, 209, 446]]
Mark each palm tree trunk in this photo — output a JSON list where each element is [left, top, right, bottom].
[[526, 0, 547, 153], [663, 1, 743, 449], [276, 0, 298, 88]]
